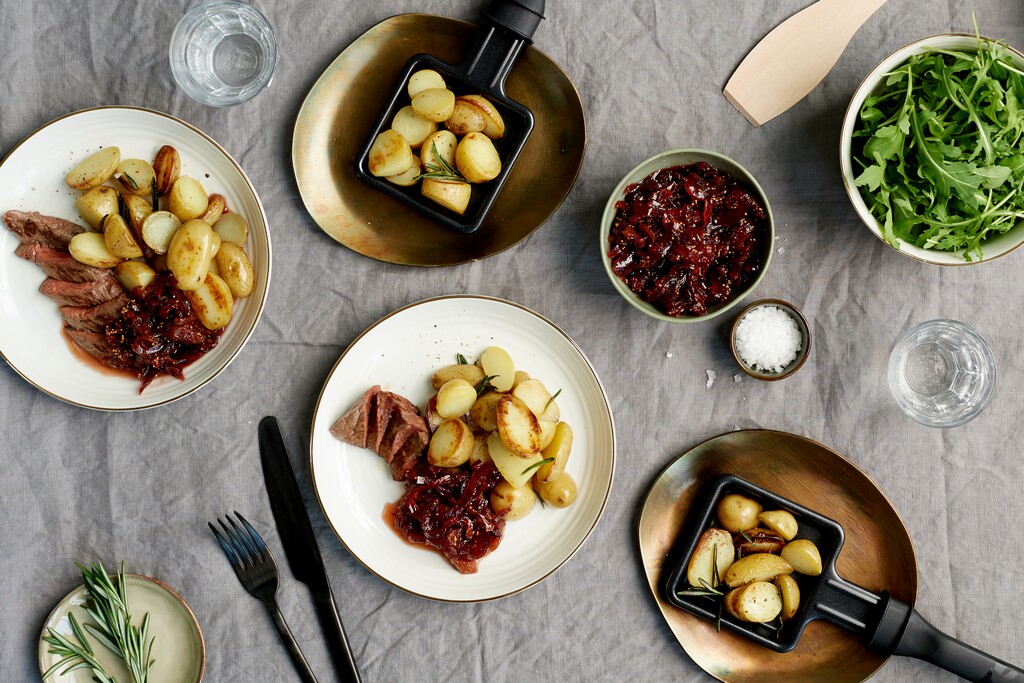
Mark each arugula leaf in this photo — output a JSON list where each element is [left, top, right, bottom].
[[852, 36, 1024, 260]]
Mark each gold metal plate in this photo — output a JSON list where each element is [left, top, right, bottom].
[[638, 430, 917, 682], [292, 14, 587, 266]]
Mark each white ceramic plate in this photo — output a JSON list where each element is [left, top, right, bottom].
[[310, 296, 616, 602], [0, 106, 271, 409], [38, 574, 205, 682]]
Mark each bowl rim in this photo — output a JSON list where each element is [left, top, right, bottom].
[[599, 148, 774, 323], [839, 32, 1024, 267], [729, 298, 810, 381]]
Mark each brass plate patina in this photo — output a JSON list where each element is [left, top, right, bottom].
[[638, 430, 917, 682], [292, 14, 587, 266]]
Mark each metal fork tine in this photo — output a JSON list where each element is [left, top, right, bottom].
[[235, 511, 269, 555], [209, 521, 243, 570], [227, 514, 263, 563], [219, 517, 254, 568]]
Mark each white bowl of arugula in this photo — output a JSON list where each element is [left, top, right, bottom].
[[841, 33, 1024, 265]]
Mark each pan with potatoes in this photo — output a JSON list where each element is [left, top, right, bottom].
[[364, 68, 509, 216]]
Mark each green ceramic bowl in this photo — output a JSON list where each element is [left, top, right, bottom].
[[600, 149, 774, 323]]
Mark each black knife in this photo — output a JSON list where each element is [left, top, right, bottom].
[[259, 416, 362, 683]]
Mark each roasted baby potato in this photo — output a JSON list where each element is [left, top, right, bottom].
[[412, 88, 456, 123], [66, 146, 120, 190], [455, 132, 501, 183], [723, 553, 793, 588], [724, 581, 783, 623], [420, 130, 457, 171], [686, 528, 734, 589], [511, 378, 552, 417], [102, 213, 143, 259], [368, 129, 416, 178], [201, 193, 226, 226], [153, 145, 181, 195], [428, 418, 475, 468], [424, 395, 444, 432], [114, 260, 156, 292], [75, 186, 119, 230], [436, 378, 477, 418], [535, 421, 571, 484], [432, 362, 486, 390], [141, 211, 182, 254], [469, 435, 491, 465], [470, 391, 502, 432], [487, 433, 541, 490], [733, 528, 786, 555], [421, 178, 471, 214], [459, 94, 506, 139], [479, 346, 515, 391], [758, 510, 799, 541], [214, 241, 255, 298], [168, 176, 209, 221], [213, 212, 249, 245], [407, 69, 446, 98], [490, 480, 536, 520], [775, 574, 800, 621], [68, 232, 121, 268], [385, 163, 421, 187], [391, 106, 437, 149], [781, 540, 822, 576], [717, 493, 762, 533], [121, 193, 152, 237], [496, 394, 542, 457], [534, 472, 577, 507], [184, 272, 233, 330], [116, 158, 157, 196], [445, 98, 487, 135], [168, 218, 215, 291]]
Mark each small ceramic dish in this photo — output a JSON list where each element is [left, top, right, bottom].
[[600, 148, 774, 323], [38, 574, 205, 682], [729, 299, 810, 380], [840, 34, 1024, 265]]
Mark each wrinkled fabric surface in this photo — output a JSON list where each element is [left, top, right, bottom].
[[3, 0, 1024, 681]]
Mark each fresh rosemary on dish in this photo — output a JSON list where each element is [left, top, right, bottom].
[[415, 142, 467, 183], [42, 562, 155, 683]]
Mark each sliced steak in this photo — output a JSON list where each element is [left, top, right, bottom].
[[331, 385, 430, 481], [15, 242, 109, 283], [64, 325, 116, 364], [4, 211, 85, 248], [60, 293, 128, 333], [39, 274, 123, 307], [330, 385, 380, 449]]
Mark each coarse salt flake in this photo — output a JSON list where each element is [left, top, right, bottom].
[[734, 305, 802, 373], [705, 369, 716, 389]]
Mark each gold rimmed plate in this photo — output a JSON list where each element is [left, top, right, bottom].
[[38, 573, 205, 682], [309, 295, 615, 601], [292, 14, 587, 266], [638, 430, 917, 682]]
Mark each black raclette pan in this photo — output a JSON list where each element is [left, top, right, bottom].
[[661, 475, 1024, 682], [354, 0, 543, 235]]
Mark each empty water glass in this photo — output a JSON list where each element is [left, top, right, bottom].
[[169, 1, 277, 107], [887, 319, 996, 428]]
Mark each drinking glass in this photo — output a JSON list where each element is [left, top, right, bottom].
[[887, 320, 996, 428], [169, 1, 277, 107]]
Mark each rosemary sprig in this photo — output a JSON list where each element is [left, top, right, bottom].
[[42, 612, 113, 682], [456, 353, 469, 365], [415, 142, 466, 182], [521, 457, 554, 476], [475, 374, 499, 395], [118, 192, 131, 227], [544, 389, 562, 411], [122, 172, 139, 191], [150, 178, 159, 211]]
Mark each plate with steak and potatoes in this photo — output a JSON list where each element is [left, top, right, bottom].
[[0, 106, 271, 410]]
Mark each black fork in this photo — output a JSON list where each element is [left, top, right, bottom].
[[210, 512, 318, 683]]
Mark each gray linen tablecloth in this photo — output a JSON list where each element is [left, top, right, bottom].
[[3, 0, 1024, 681]]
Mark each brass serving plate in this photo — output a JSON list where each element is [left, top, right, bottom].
[[639, 430, 917, 683], [292, 14, 587, 266]]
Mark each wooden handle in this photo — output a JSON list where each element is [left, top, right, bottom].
[[724, 0, 889, 126]]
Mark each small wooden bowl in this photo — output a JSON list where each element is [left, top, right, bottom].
[[729, 299, 810, 381]]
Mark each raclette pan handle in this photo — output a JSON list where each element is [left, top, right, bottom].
[[868, 593, 1024, 682], [457, 0, 545, 94]]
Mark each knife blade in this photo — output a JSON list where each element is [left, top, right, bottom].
[[259, 415, 362, 683]]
